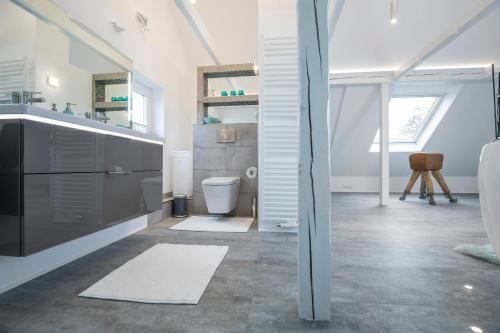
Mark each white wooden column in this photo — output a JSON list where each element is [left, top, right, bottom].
[[379, 83, 390, 205], [297, 0, 331, 321]]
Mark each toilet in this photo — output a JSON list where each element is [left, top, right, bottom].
[[202, 177, 240, 214]]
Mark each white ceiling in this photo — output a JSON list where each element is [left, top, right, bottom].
[[330, 0, 500, 72], [189, 0, 500, 74], [195, 0, 258, 65]]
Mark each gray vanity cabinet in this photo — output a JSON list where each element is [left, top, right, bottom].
[[0, 120, 162, 257]]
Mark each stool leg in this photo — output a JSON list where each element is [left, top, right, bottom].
[[422, 171, 436, 205], [400, 171, 421, 201], [419, 176, 427, 200], [431, 170, 458, 203]]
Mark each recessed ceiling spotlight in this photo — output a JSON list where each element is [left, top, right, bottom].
[[464, 284, 474, 290], [469, 326, 483, 333], [390, 0, 398, 24]]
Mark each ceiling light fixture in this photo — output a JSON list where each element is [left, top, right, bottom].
[[464, 284, 474, 290], [469, 327, 483, 333], [390, 0, 398, 24]]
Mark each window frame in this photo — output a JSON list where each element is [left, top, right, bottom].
[[131, 80, 153, 131], [373, 94, 444, 145], [132, 90, 147, 125]]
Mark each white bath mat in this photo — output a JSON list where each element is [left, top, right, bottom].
[[170, 216, 254, 233], [79, 243, 228, 304]]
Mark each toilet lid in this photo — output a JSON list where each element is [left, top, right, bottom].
[[202, 177, 240, 186]]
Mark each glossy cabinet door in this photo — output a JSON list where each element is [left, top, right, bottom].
[[0, 120, 21, 256], [103, 135, 140, 172], [24, 120, 101, 174], [139, 142, 163, 171], [23, 171, 162, 255], [23, 120, 148, 173], [23, 173, 105, 255], [103, 171, 162, 225]]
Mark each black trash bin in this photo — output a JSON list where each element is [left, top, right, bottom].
[[173, 194, 188, 217]]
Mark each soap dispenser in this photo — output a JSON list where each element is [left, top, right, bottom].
[[63, 102, 76, 115]]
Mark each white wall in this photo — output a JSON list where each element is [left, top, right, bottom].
[[330, 81, 494, 193], [0, 1, 35, 62], [51, 0, 213, 193]]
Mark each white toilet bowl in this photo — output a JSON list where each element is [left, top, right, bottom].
[[202, 177, 240, 214]]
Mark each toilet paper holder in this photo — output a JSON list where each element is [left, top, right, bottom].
[[246, 167, 257, 179]]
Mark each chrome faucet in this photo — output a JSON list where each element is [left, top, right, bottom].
[[24, 91, 45, 105]]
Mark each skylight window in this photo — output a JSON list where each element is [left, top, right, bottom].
[[373, 96, 442, 144]]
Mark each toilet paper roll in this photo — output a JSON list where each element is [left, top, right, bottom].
[[246, 167, 257, 179]]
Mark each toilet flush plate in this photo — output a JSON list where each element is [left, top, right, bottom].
[[217, 128, 235, 143]]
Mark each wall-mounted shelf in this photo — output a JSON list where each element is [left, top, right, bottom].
[[198, 95, 258, 107], [197, 63, 259, 123], [94, 101, 128, 110]]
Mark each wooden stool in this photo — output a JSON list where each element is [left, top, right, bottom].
[[399, 153, 458, 205]]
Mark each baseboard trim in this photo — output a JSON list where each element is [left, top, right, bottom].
[[331, 176, 478, 194]]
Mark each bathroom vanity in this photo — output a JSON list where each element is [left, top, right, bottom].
[[0, 105, 163, 257]]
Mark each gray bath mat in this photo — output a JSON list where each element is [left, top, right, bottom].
[[454, 244, 500, 265]]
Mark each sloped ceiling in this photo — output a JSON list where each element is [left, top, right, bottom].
[[189, 0, 259, 94], [330, 82, 494, 177], [330, 0, 500, 72], [195, 0, 258, 65], [191, 0, 499, 73]]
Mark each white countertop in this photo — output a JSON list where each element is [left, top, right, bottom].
[[0, 104, 164, 145]]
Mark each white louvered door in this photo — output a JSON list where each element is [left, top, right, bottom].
[[258, 36, 298, 232]]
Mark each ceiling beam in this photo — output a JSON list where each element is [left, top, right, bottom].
[[330, 67, 488, 85], [393, 0, 500, 80], [328, 0, 346, 40], [175, 0, 236, 89]]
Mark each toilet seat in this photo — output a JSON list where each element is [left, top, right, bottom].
[[202, 177, 240, 186]]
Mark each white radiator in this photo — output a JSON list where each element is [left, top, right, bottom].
[[0, 57, 33, 102], [258, 36, 299, 232]]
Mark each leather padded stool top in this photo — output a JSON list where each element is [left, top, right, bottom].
[[409, 153, 443, 171]]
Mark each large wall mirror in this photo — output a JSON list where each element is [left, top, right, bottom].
[[0, 0, 140, 131]]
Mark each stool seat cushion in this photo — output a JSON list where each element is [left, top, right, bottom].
[[409, 153, 443, 171]]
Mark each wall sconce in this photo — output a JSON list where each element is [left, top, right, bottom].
[[47, 76, 60, 88]]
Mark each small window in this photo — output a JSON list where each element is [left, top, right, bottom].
[[373, 96, 442, 144]]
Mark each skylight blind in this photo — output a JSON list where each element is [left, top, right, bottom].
[[258, 36, 299, 232]]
